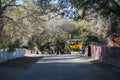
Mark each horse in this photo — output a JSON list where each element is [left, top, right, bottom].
[[49, 45, 61, 54]]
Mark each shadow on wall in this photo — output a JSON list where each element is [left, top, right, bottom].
[[0, 49, 24, 63]]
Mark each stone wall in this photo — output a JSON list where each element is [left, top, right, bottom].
[[107, 47, 120, 67], [0, 49, 24, 63]]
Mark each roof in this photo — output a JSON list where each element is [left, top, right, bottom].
[[69, 39, 81, 41]]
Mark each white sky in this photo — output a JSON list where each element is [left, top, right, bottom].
[[15, 0, 23, 5]]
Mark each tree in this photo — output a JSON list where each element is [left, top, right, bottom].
[[70, 22, 100, 45], [0, 0, 21, 35], [0, 0, 46, 35], [0, 0, 48, 50], [70, 0, 120, 17], [68, 0, 120, 57]]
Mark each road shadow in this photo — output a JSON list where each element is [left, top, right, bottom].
[[0, 55, 82, 68], [91, 60, 120, 75], [0, 56, 43, 68]]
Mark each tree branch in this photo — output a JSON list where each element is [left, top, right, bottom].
[[3, 12, 35, 26], [2, 0, 15, 11], [111, 0, 120, 8]]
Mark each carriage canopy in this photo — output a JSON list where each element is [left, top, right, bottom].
[[68, 39, 83, 50]]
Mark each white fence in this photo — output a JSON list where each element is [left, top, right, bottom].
[[0, 49, 24, 63]]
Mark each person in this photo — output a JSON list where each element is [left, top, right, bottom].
[[82, 46, 85, 54], [46, 45, 50, 50], [57, 46, 61, 55], [88, 45, 91, 56]]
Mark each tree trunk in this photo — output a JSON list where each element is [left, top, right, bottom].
[[0, 15, 3, 36], [0, 0, 3, 36], [107, 17, 112, 37]]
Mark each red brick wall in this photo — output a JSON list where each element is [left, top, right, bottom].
[[25, 49, 38, 55], [90, 46, 109, 63], [90, 46, 120, 67]]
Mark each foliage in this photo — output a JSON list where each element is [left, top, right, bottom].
[[3, 23, 14, 38], [0, 0, 21, 34], [71, 23, 100, 45], [7, 39, 22, 51], [7, 7, 23, 19], [70, 0, 120, 36], [70, 0, 120, 18], [0, 37, 5, 49], [110, 17, 120, 34], [2, 0, 120, 50], [26, 39, 35, 50], [55, 37, 66, 49], [27, 32, 51, 51], [0, 22, 22, 50], [0, 34, 22, 51]]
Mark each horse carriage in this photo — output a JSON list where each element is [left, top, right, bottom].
[[44, 45, 62, 54], [68, 39, 83, 51]]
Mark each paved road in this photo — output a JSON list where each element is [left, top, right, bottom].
[[0, 55, 120, 80]]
